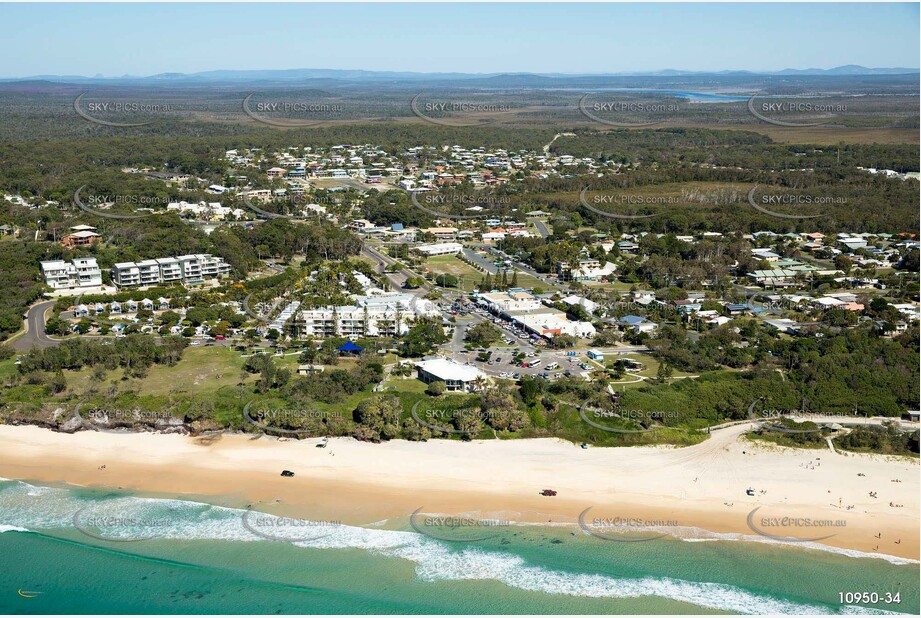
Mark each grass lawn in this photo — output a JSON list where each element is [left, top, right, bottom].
[[424, 255, 483, 291], [131, 346, 247, 397], [603, 352, 696, 389], [585, 280, 634, 292], [512, 273, 559, 292]]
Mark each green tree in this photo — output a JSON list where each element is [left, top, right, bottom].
[[354, 395, 402, 440], [425, 380, 446, 396], [400, 317, 447, 357], [465, 322, 502, 348]]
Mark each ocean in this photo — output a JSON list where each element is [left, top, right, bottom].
[[0, 478, 917, 615]]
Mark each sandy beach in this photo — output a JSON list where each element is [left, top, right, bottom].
[[0, 423, 917, 560]]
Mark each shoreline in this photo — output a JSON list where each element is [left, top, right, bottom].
[[0, 423, 918, 560]]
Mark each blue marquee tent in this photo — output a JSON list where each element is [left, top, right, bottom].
[[337, 341, 364, 354]]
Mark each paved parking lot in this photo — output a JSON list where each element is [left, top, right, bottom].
[[448, 346, 597, 381]]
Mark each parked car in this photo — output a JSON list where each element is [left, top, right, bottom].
[[280, 470, 295, 477]]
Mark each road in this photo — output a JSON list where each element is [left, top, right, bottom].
[[361, 244, 430, 295], [478, 245, 549, 282], [529, 218, 551, 239], [464, 245, 553, 287], [461, 247, 499, 275], [10, 301, 59, 351], [542, 131, 575, 154]]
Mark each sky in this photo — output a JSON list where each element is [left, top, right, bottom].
[[1, 3, 918, 77]]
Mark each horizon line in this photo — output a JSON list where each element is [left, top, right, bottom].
[[3, 64, 920, 81]]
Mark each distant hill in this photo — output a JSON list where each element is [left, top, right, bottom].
[[2, 65, 917, 85]]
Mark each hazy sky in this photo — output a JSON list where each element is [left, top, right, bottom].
[[2, 3, 918, 77]]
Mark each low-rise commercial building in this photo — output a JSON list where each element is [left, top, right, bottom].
[[477, 290, 595, 340], [415, 358, 487, 392], [414, 242, 463, 257]]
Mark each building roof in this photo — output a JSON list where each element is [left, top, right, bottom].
[[415, 358, 486, 383], [749, 269, 797, 278]]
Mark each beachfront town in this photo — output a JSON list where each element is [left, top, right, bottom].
[[9, 140, 921, 396]]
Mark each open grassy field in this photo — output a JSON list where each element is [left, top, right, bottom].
[[602, 352, 697, 389], [712, 124, 919, 145], [424, 255, 486, 292]]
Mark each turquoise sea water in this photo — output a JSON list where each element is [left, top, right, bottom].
[[0, 478, 917, 615]]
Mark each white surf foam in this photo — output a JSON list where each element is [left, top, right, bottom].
[[0, 479, 911, 614]]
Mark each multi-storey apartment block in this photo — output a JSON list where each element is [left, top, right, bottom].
[[111, 254, 230, 287], [40, 257, 103, 291], [291, 294, 439, 338]]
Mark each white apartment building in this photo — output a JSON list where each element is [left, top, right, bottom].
[[40, 257, 103, 291], [556, 260, 617, 282], [111, 254, 230, 287], [292, 293, 439, 338]]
